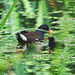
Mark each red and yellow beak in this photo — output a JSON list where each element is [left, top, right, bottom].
[[48, 29, 51, 36]]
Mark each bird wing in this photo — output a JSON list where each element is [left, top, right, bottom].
[[23, 32, 42, 42]]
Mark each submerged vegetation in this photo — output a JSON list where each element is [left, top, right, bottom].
[[0, 0, 75, 75]]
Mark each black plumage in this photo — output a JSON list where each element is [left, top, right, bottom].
[[47, 36, 65, 50]]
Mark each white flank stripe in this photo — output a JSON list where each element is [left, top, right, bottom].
[[20, 34, 27, 41]]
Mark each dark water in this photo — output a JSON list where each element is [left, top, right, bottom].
[[0, 0, 75, 75]]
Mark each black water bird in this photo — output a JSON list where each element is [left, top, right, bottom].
[[16, 24, 51, 44], [47, 36, 65, 50], [16, 24, 51, 51]]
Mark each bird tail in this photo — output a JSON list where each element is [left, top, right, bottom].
[[16, 33, 27, 44]]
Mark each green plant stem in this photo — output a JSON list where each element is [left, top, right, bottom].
[[0, 0, 18, 31]]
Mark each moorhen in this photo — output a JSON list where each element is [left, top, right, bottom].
[[47, 36, 65, 50], [16, 24, 51, 51], [16, 24, 51, 44]]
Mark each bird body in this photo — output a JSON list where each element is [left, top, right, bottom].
[[16, 24, 51, 44], [16, 31, 44, 44]]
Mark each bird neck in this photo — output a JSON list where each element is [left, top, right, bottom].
[[36, 30, 44, 40], [49, 41, 55, 46]]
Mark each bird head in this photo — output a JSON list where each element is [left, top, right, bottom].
[[38, 24, 51, 35], [47, 36, 55, 42]]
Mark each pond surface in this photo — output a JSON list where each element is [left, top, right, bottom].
[[0, 0, 75, 75]]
